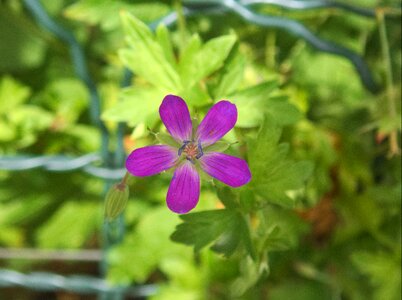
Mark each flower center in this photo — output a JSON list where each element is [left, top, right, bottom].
[[178, 141, 203, 162]]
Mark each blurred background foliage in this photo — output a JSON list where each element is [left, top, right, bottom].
[[0, 0, 400, 299]]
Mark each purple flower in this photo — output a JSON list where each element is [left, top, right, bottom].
[[126, 95, 251, 214]]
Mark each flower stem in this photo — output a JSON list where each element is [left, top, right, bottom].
[[121, 171, 130, 186], [377, 9, 400, 157]]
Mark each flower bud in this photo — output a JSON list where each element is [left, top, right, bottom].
[[104, 183, 129, 221]]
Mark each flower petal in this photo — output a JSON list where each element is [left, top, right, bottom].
[[199, 152, 251, 187], [196, 100, 237, 146], [126, 145, 177, 177], [167, 161, 200, 214], [159, 94, 192, 142]]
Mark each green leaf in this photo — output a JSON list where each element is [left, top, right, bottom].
[[352, 251, 401, 300], [0, 76, 31, 111], [0, 121, 15, 141], [231, 81, 278, 127], [265, 95, 302, 125], [64, 0, 170, 31], [335, 191, 386, 244], [179, 34, 201, 76], [171, 209, 254, 258], [179, 84, 211, 107], [248, 117, 313, 207], [7, 105, 54, 147], [216, 186, 238, 209], [101, 87, 164, 126], [262, 206, 309, 250], [213, 49, 246, 99], [108, 207, 186, 283], [36, 201, 100, 248], [231, 82, 300, 127], [239, 188, 256, 212], [119, 12, 181, 91], [268, 280, 332, 300], [180, 35, 237, 87], [39, 78, 88, 124], [156, 24, 176, 68], [231, 255, 267, 297], [263, 226, 292, 251]]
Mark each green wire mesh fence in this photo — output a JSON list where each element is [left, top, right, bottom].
[[0, 0, 389, 298]]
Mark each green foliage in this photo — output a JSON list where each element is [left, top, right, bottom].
[[180, 35, 236, 87], [119, 12, 182, 91], [108, 207, 187, 283], [103, 13, 238, 126], [230, 82, 301, 127], [36, 201, 100, 248], [0, 7, 46, 71], [0, 1, 400, 300], [171, 209, 254, 258], [65, 0, 170, 31], [248, 117, 313, 207], [0, 76, 53, 148], [352, 251, 401, 300]]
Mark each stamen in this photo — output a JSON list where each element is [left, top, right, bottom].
[[196, 141, 203, 159], [179, 140, 203, 161], [186, 157, 195, 164], [178, 141, 190, 156]]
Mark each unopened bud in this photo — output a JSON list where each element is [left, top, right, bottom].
[[104, 183, 129, 221]]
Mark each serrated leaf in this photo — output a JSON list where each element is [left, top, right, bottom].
[[216, 186, 238, 209], [266, 95, 302, 125], [156, 24, 176, 68], [120, 13, 181, 91], [179, 34, 201, 75], [231, 81, 300, 127], [101, 87, 164, 126], [248, 117, 313, 206], [262, 206, 309, 250], [213, 48, 246, 99], [171, 209, 254, 258], [180, 35, 236, 87], [179, 84, 211, 107], [231, 81, 277, 127]]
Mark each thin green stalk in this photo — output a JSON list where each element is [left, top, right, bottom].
[[265, 31, 276, 70], [377, 9, 400, 156]]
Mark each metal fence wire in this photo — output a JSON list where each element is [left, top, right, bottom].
[[0, 0, 388, 298]]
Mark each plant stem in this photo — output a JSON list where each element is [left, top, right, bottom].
[[377, 9, 400, 157], [121, 171, 130, 185]]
